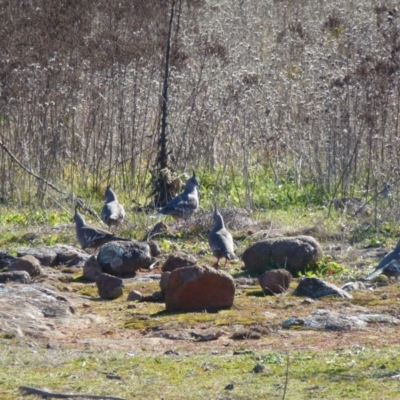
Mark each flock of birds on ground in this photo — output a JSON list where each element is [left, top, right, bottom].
[[74, 172, 400, 279], [74, 172, 237, 268]]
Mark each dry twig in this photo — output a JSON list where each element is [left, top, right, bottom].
[[19, 385, 127, 400]]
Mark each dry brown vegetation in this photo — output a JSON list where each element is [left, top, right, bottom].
[[0, 0, 399, 212]]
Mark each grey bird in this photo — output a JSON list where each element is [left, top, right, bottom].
[[153, 172, 200, 220], [365, 241, 400, 284], [208, 208, 237, 268], [101, 185, 125, 229], [74, 206, 130, 251]]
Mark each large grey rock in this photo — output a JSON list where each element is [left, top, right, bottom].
[[165, 265, 235, 312], [0, 284, 79, 338], [293, 277, 352, 299], [9, 255, 42, 277], [282, 310, 367, 331], [242, 235, 323, 275], [0, 271, 31, 284], [282, 310, 400, 331], [95, 273, 124, 300], [97, 241, 152, 277], [15, 245, 90, 267]]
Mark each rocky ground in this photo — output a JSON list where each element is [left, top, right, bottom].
[[0, 241, 398, 357]]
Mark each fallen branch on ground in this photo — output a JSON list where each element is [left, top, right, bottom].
[[19, 385, 127, 399]]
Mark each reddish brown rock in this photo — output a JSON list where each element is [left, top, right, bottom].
[[162, 251, 197, 272], [160, 271, 171, 295], [165, 265, 235, 312], [9, 255, 42, 277], [242, 235, 322, 276], [258, 269, 292, 294]]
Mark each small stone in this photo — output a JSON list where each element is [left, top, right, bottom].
[[301, 298, 315, 305], [141, 291, 164, 302], [164, 350, 179, 356], [258, 269, 292, 294], [253, 364, 265, 373], [225, 383, 234, 390], [95, 273, 124, 300], [127, 290, 143, 302], [162, 251, 197, 272]]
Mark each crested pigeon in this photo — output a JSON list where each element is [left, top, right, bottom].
[[365, 241, 400, 284], [101, 185, 125, 229], [208, 208, 237, 268], [153, 172, 200, 220], [74, 206, 130, 251]]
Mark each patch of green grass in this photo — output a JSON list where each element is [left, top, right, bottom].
[[300, 256, 349, 278], [0, 209, 71, 227], [1, 344, 400, 399], [0, 231, 19, 247], [124, 300, 273, 331]]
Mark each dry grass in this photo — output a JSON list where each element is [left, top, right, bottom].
[[0, 1, 400, 219]]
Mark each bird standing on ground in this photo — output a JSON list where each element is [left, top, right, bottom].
[[153, 172, 200, 220], [74, 205, 130, 251], [208, 208, 237, 268], [101, 185, 125, 229], [365, 241, 400, 284]]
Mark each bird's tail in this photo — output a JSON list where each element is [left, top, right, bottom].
[[365, 268, 383, 280]]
